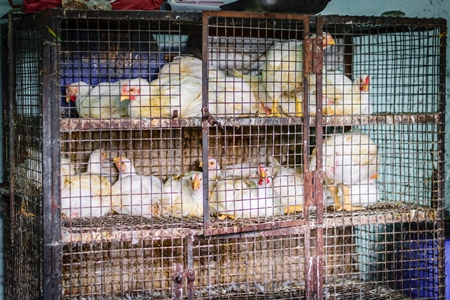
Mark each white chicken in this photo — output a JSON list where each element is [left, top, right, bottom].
[[109, 156, 163, 218], [200, 157, 222, 197], [60, 149, 112, 219], [209, 164, 282, 219], [120, 76, 203, 118], [318, 71, 372, 116], [161, 171, 204, 218], [60, 156, 76, 189], [309, 131, 379, 211], [81, 80, 130, 119], [208, 75, 266, 117], [66, 81, 91, 117], [263, 33, 335, 116], [272, 164, 304, 214]]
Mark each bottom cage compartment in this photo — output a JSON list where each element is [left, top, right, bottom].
[[59, 226, 425, 299]]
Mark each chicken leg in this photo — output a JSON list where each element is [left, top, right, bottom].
[[270, 98, 282, 117], [295, 94, 303, 117], [336, 185, 365, 211]]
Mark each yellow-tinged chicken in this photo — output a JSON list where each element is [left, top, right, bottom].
[[110, 156, 162, 218], [158, 55, 226, 79], [262, 33, 335, 116], [208, 75, 265, 117], [318, 71, 372, 116], [161, 171, 204, 218], [120, 76, 203, 118], [61, 149, 112, 219], [80, 80, 130, 119], [309, 131, 379, 211], [209, 164, 282, 219], [229, 69, 271, 115]]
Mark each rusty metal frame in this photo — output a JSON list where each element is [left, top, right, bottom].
[[3, 9, 447, 300]]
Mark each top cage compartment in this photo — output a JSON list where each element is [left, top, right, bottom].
[[11, 10, 445, 127]]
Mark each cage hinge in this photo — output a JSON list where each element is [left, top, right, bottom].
[[202, 107, 221, 126], [172, 263, 196, 300]]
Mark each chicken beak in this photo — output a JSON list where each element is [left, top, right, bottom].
[[113, 157, 125, 173], [370, 172, 379, 180], [325, 33, 336, 46], [191, 174, 201, 190], [360, 76, 370, 92], [120, 95, 130, 102], [360, 84, 369, 92], [258, 164, 267, 182]]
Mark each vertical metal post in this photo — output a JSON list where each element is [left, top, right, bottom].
[[42, 10, 62, 300], [6, 11, 17, 299], [186, 235, 195, 300], [436, 21, 447, 299], [201, 13, 211, 234]]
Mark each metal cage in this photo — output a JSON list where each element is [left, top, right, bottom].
[[2, 9, 446, 299]]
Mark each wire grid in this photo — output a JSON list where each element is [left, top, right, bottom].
[[4, 13, 45, 300], [62, 237, 186, 298], [193, 233, 307, 299]]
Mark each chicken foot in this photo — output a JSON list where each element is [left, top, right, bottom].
[[336, 185, 365, 212], [215, 213, 236, 220], [284, 205, 303, 214]]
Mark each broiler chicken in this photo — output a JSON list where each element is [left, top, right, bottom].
[[199, 157, 222, 197], [309, 131, 379, 211], [161, 171, 204, 218], [61, 149, 112, 219], [208, 75, 265, 117], [263, 33, 335, 116], [209, 164, 282, 219], [60, 156, 76, 189], [316, 71, 372, 116], [80, 80, 130, 119], [120, 76, 203, 118], [66, 81, 91, 117], [271, 163, 304, 214], [158, 56, 226, 79], [232, 33, 335, 116], [110, 156, 163, 218]]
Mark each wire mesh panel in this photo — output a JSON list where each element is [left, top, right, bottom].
[[2, 9, 447, 300], [316, 17, 446, 299], [203, 12, 314, 236]]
